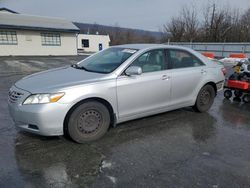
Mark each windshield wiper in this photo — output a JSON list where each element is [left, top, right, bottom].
[[71, 64, 108, 74], [71, 64, 88, 71]]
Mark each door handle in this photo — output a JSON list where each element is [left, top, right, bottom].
[[162, 75, 170, 80]]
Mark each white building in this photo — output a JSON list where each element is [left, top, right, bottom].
[[77, 34, 110, 53], [0, 8, 79, 56]]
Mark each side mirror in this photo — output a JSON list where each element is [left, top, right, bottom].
[[125, 66, 142, 76]]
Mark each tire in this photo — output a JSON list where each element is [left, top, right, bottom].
[[243, 94, 250, 103], [67, 101, 110, 143], [234, 90, 243, 98], [224, 89, 232, 99], [193, 85, 215, 112]]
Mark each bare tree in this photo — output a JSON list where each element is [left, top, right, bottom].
[[124, 30, 136, 44], [162, 5, 199, 42], [162, 16, 185, 42], [109, 23, 125, 45], [142, 33, 156, 43], [182, 6, 199, 42], [163, 2, 250, 42], [240, 8, 250, 42], [201, 3, 232, 42]]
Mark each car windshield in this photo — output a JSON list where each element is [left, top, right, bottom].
[[76, 47, 138, 74]]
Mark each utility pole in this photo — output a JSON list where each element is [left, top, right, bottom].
[[210, 3, 216, 40]]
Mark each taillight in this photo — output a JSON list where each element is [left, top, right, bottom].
[[221, 67, 226, 76]]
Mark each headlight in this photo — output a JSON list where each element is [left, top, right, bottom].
[[23, 93, 65, 105]]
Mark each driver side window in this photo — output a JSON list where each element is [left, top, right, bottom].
[[130, 50, 165, 73]]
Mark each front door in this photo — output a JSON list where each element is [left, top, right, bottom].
[[116, 49, 171, 119]]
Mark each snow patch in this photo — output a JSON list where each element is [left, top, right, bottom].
[[28, 60, 46, 67], [4, 60, 40, 72], [101, 160, 112, 169], [107, 176, 116, 184]]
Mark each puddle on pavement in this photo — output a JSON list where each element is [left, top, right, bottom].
[[15, 133, 104, 187]]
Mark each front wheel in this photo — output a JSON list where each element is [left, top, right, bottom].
[[67, 101, 110, 143], [193, 85, 215, 112]]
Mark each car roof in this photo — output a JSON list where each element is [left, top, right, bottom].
[[112, 43, 213, 67], [111, 43, 197, 51], [113, 43, 192, 51], [114, 44, 165, 50]]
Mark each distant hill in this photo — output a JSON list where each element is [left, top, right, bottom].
[[73, 22, 163, 43]]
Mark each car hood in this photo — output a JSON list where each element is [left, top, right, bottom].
[[15, 66, 111, 93]]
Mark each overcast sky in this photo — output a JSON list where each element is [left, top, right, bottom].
[[0, 0, 249, 31]]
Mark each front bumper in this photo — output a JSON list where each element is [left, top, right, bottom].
[[8, 86, 70, 136]]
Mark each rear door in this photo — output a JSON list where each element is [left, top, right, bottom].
[[167, 49, 207, 106], [116, 49, 172, 119]]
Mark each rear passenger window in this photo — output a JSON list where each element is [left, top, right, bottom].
[[169, 50, 204, 69]]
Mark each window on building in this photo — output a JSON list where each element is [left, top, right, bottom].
[[82, 39, 89, 48], [0, 31, 17, 45], [41, 33, 61, 46]]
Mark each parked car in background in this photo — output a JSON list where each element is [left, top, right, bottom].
[[8, 44, 225, 143]]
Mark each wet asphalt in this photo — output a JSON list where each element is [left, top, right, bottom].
[[0, 56, 250, 188]]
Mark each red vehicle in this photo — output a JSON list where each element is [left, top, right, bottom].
[[224, 62, 250, 103]]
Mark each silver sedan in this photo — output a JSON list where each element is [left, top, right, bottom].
[[8, 44, 225, 143]]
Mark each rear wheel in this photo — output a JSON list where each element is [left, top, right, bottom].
[[224, 90, 232, 99], [67, 101, 110, 143], [193, 85, 215, 112]]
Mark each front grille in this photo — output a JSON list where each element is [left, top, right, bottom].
[[8, 90, 24, 103]]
